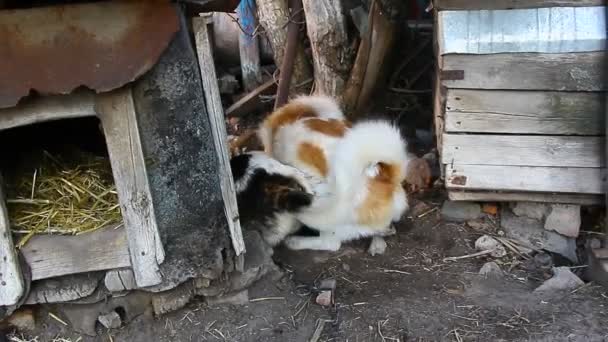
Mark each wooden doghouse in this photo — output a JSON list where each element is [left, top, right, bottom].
[[433, 0, 606, 204], [0, 1, 246, 312]]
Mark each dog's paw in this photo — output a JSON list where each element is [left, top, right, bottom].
[[368, 236, 387, 256]]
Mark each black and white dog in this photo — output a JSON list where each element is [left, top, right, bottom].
[[230, 152, 317, 246]]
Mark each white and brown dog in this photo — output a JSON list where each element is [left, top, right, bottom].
[[257, 95, 410, 253]]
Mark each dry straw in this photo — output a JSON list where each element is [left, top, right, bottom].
[[7, 151, 122, 248]]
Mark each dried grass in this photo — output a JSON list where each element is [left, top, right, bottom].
[[6, 151, 121, 247]]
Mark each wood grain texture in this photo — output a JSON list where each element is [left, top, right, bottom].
[[225, 79, 277, 117], [442, 52, 606, 91], [445, 164, 605, 194], [0, 176, 25, 306], [434, 0, 605, 10], [25, 273, 100, 304], [21, 225, 130, 281], [237, 0, 262, 91], [448, 190, 603, 205], [302, 0, 350, 103], [445, 89, 605, 135], [97, 88, 165, 287], [193, 18, 246, 256], [0, 91, 95, 131], [442, 134, 605, 168], [104, 268, 137, 292]]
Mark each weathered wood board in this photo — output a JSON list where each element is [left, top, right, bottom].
[[0, 176, 25, 306], [446, 164, 605, 194], [434, 0, 605, 10], [442, 52, 606, 91], [193, 17, 246, 257], [97, 88, 165, 287], [0, 91, 96, 131], [445, 89, 605, 135], [21, 225, 130, 281], [448, 190, 603, 205], [442, 134, 604, 168], [104, 268, 137, 292]]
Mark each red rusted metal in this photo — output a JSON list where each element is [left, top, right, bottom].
[[0, 1, 179, 108]]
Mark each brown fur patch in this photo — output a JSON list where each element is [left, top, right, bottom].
[[266, 103, 318, 136], [297, 142, 328, 177], [357, 162, 402, 227], [304, 118, 349, 137]]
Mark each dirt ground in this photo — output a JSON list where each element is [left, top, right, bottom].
[[10, 191, 608, 342]]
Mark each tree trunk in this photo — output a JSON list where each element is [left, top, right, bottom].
[[257, 0, 312, 94], [302, 0, 353, 105]]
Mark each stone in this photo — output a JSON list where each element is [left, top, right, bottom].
[[589, 238, 602, 250], [510, 202, 549, 220], [368, 236, 387, 256], [479, 262, 504, 278], [474, 235, 507, 258], [318, 279, 337, 291], [544, 204, 581, 238], [534, 267, 584, 293], [501, 207, 578, 263], [315, 290, 333, 307], [482, 203, 498, 216], [441, 201, 482, 222], [6, 307, 35, 332], [342, 263, 351, 272], [25, 273, 101, 304], [98, 311, 122, 329], [151, 282, 195, 316], [206, 290, 249, 306]]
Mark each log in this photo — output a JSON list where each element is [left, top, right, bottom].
[[274, 0, 304, 108], [237, 0, 262, 91], [257, 0, 312, 93], [302, 0, 352, 103]]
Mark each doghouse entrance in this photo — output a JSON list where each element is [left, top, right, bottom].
[[0, 89, 166, 306], [0, 117, 121, 247]]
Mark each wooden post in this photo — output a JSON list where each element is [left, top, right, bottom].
[[302, 0, 351, 103], [237, 0, 262, 91], [193, 17, 246, 257], [0, 175, 25, 306], [257, 0, 312, 92], [96, 87, 165, 288]]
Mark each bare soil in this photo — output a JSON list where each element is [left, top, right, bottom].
[[13, 193, 608, 342]]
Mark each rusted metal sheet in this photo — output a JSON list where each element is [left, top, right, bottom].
[[0, 1, 179, 108]]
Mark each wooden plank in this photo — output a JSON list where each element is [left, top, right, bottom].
[[104, 268, 137, 292], [445, 164, 605, 194], [432, 7, 445, 173], [445, 90, 605, 135], [96, 88, 165, 287], [442, 52, 606, 91], [448, 190, 603, 205], [0, 176, 25, 306], [25, 273, 100, 304], [0, 91, 95, 131], [434, 0, 605, 10], [442, 134, 604, 167], [225, 78, 277, 117], [237, 0, 262, 91], [193, 18, 246, 256], [21, 225, 130, 281]]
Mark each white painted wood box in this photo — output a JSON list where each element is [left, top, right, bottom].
[[433, 0, 607, 204]]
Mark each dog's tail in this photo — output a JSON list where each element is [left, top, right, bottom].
[[331, 120, 410, 224]]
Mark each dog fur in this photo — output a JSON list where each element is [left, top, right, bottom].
[[258, 95, 410, 251]]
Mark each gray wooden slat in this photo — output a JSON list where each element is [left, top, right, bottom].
[[0, 91, 96, 131], [193, 18, 246, 257], [21, 225, 130, 281], [0, 176, 25, 306], [96, 88, 165, 287], [442, 134, 605, 167], [434, 0, 605, 10], [445, 164, 605, 194], [445, 89, 605, 135], [448, 190, 603, 205], [442, 52, 606, 91]]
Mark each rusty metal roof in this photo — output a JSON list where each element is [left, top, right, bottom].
[[0, 1, 179, 108]]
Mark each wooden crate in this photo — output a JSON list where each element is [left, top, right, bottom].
[[434, 1, 607, 204]]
